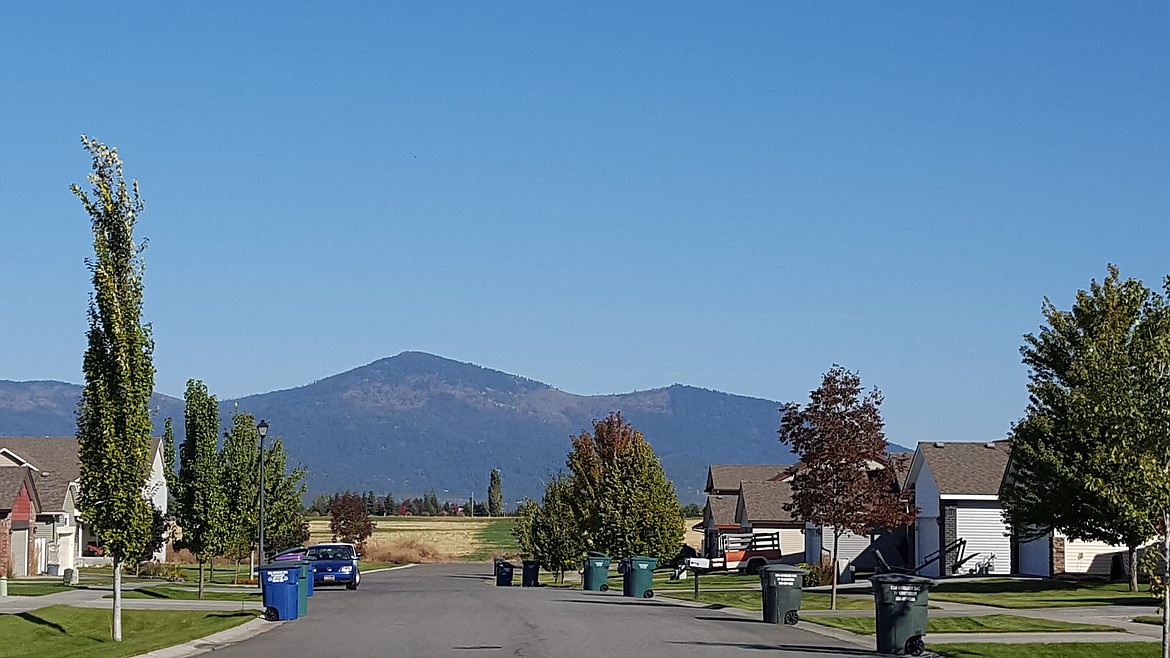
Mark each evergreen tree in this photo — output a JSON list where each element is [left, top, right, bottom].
[[488, 469, 503, 517], [567, 412, 684, 560], [162, 418, 178, 501], [175, 380, 229, 599], [73, 136, 155, 641], [383, 493, 397, 516]]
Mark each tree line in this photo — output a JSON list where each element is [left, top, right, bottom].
[[308, 467, 507, 518]]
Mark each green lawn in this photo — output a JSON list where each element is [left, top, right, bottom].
[[928, 579, 1158, 609], [467, 518, 519, 561], [932, 643, 1159, 658], [4, 582, 80, 597], [1134, 616, 1162, 625], [809, 613, 1122, 635], [0, 605, 256, 658], [108, 585, 261, 602], [661, 589, 873, 611], [654, 573, 761, 589]]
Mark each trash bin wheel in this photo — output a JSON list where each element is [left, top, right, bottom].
[[783, 610, 799, 625], [642, 589, 654, 599], [905, 636, 925, 656], [599, 583, 608, 592], [263, 606, 279, 622]]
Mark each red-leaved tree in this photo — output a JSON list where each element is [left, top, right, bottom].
[[779, 365, 916, 609], [329, 492, 375, 549]]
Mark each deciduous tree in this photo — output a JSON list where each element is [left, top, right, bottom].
[[73, 136, 155, 640], [529, 473, 585, 582], [1001, 266, 1170, 592], [567, 412, 684, 560], [260, 437, 310, 556], [330, 491, 374, 548], [779, 366, 915, 610], [175, 380, 229, 599], [221, 409, 260, 581]]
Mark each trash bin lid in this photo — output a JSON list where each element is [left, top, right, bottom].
[[759, 564, 809, 575], [587, 551, 609, 558], [868, 573, 936, 587]]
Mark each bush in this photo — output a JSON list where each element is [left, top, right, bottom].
[[138, 562, 187, 582], [797, 562, 829, 587], [361, 537, 447, 564]]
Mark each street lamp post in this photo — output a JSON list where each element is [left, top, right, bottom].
[[257, 420, 269, 574]]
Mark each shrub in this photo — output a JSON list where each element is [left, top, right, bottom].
[[797, 562, 829, 587], [362, 537, 447, 564], [138, 562, 187, 582]]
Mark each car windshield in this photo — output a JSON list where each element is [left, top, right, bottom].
[[307, 546, 354, 560]]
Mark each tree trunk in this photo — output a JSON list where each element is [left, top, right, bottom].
[[830, 530, 840, 611], [198, 560, 205, 600], [233, 558, 239, 585], [112, 558, 123, 641], [1162, 508, 1169, 658], [210, 556, 215, 586], [1131, 545, 1140, 592]]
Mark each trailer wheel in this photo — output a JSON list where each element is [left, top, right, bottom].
[[745, 559, 765, 575]]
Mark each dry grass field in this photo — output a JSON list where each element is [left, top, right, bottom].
[[308, 516, 519, 562]]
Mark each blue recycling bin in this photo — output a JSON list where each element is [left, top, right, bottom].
[[256, 563, 300, 621]]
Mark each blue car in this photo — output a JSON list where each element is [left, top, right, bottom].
[[306, 543, 361, 590]]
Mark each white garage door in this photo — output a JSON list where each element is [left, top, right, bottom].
[[955, 507, 1011, 575]]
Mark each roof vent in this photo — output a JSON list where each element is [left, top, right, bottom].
[[933, 442, 944, 448], [985, 443, 996, 449]]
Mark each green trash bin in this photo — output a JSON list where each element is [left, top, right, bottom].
[[522, 560, 541, 587], [294, 562, 309, 617], [869, 573, 935, 656], [583, 553, 611, 591], [622, 556, 657, 599], [759, 564, 808, 625]]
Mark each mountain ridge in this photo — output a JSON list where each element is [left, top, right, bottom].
[[0, 352, 843, 503]]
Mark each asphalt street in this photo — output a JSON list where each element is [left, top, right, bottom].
[[211, 563, 879, 657]]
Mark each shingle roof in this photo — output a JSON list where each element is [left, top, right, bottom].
[[917, 440, 1011, 496], [707, 465, 791, 494], [0, 437, 81, 511], [738, 480, 796, 524], [0, 467, 37, 512], [705, 494, 740, 527]]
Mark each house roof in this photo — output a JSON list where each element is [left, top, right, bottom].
[[706, 465, 791, 494], [0, 466, 40, 512], [0, 437, 81, 511], [737, 480, 796, 525], [916, 440, 1011, 496], [705, 494, 740, 527]]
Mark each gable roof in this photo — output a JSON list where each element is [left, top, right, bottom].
[[0, 466, 40, 512], [0, 437, 81, 511], [705, 494, 740, 528], [706, 465, 791, 494], [914, 440, 1011, 496], [737, 480, 797, 525]]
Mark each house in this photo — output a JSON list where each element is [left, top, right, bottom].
[[905, 440, 1015, 576], [0, 437, 168, 575], [734, 480, 805, 563], [0, 465, 42, 577], [698, 464, 790, 558]]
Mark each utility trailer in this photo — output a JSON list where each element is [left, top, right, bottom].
[[698, 531, 783, 574]]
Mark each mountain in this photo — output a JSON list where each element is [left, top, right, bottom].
[[0, 352, 840, 504]]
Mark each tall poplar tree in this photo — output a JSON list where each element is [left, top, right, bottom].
[[261, 437, 310, 556], [175, 380, 229, 599], [488, 469, 503, 517], [73, 136, 155, 641], [221, 409, 260, 581]]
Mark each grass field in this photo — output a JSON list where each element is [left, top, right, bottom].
[[929, 579, 1158, 609], [809, 614, 1123, 635], [931, 643, 1159, 658], [4, 582, 80, 597], [661, 589, 873, 611], [109, 585, 261, 602], [308, 516, 519, 561], [0, 605, 256, 658]]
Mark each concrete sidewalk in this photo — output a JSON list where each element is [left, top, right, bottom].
[[0, 587, 107, 614], [74, 598, 261, 612]]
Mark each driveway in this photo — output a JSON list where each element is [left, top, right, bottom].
[[208, 563, 878, 657]]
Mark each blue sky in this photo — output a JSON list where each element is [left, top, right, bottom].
[[2, 3, 1167, 445]]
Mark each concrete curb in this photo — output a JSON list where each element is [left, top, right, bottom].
[[659, 593, 873, 649], [361, 563, 415, 575], [131, 616, 282, 658]]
